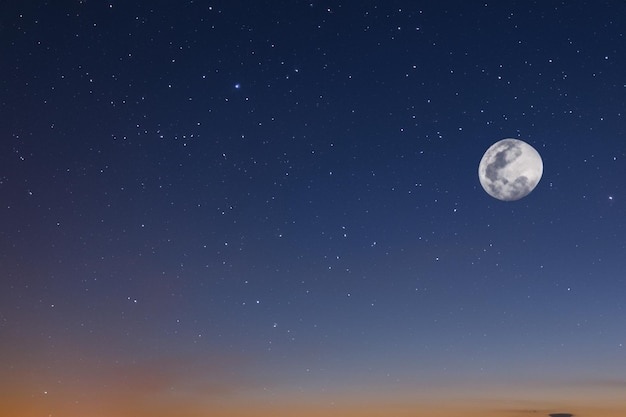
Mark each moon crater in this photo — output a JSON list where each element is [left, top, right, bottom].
[[478, 139, 543, 201]]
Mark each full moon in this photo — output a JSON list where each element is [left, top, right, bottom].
[[478, 138, 543, 201]]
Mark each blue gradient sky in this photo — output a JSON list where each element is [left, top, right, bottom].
[[1, 1, 625, 416]]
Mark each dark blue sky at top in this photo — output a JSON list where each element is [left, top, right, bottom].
[[1, 0, 626, 401]]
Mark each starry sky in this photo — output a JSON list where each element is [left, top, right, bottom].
[[1, 1, 626, 416]]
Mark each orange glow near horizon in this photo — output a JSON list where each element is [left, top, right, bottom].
[[3, 394, 626, 417], [2, 353, 626, 417]]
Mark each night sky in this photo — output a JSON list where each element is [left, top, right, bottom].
[[2, 1, 626, 416]]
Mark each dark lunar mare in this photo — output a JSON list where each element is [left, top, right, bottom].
[[485, 140, 522, 182]]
